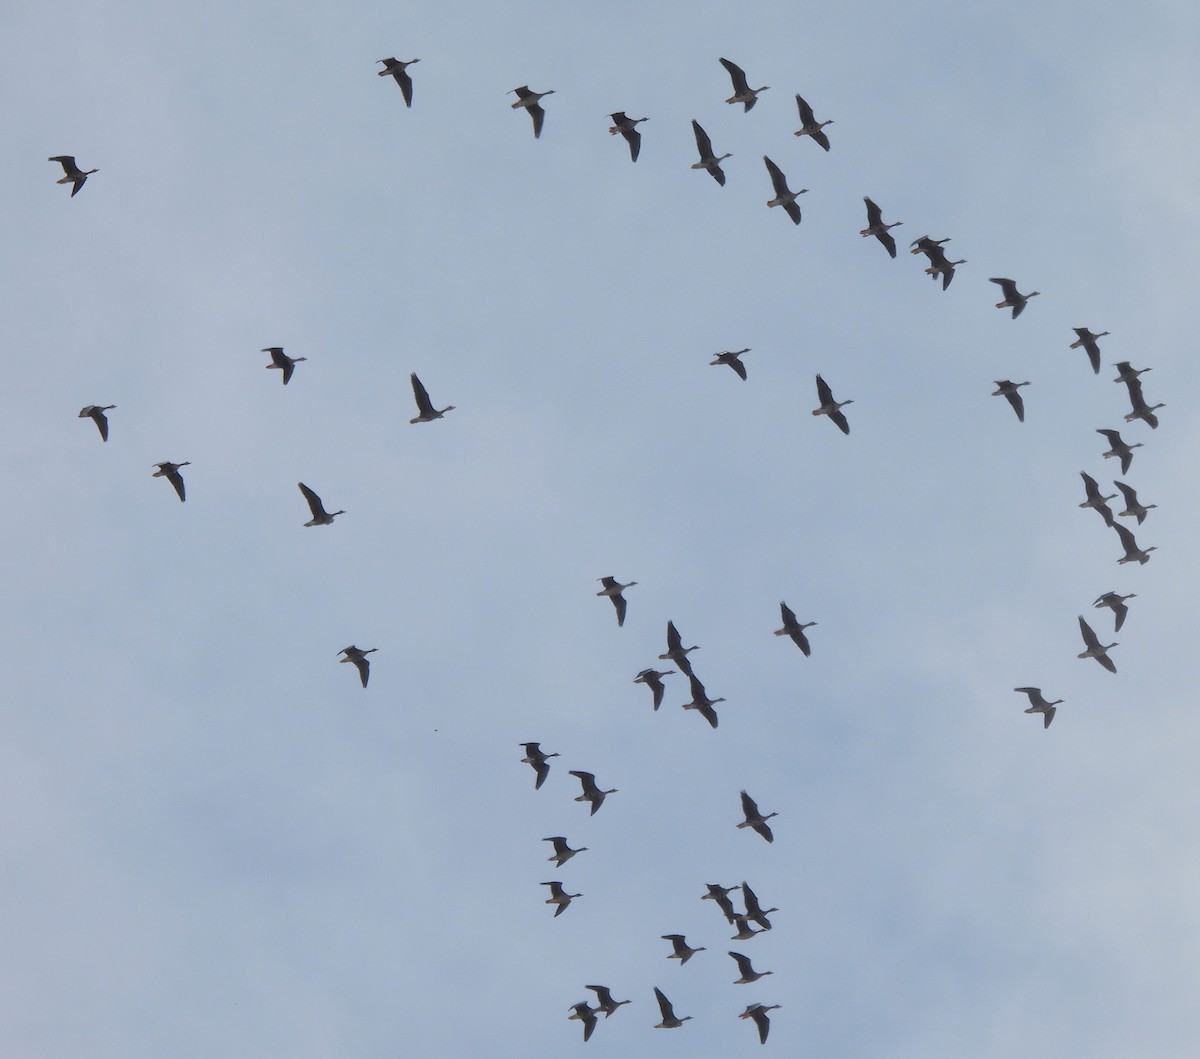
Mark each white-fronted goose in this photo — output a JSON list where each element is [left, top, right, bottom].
[[262, 347, 306, 385], [1077, 615, 1117, 674], [510, 86, 555, 138], [608, 112, 647, 161], [520, 742, 559, 789], [1079, 472, 1116, 527], [542, 880, 581, 917], [991, 380, 1029, 422], [49, 155, 97, 196], [585, 985, 630, 1018], [1113, 480, 1156, 524], [299, 482, 344, 526], [690, 120, 731, 185], [652, 987, 692, 1029], [570, 770, 617, 815], [681, 672, 723, 729], [409, 373, 455, 423], [597, 576, 636, 627], [860, 197, 901, 257], [719, 58, 768, 111], [1015, 686, 1062, 728], [990, 277, 1040, 318], [544, 836, 587, 867], [774, 601, 816, 655], [662, 934, 706, 965], [634, 668, 675, 711], [729, 951, 773, 984], [792, 94, 832, 150], [377, 58, 419, 107], [152, 461, 189, 502], [1093, 591, 1136, 632], [1070, 328, 1109, 374], [738, 790, 777, 843], [812, 374, 852, 434], [568, 1002, 598, 1042], [1113, 522, 1156, 565], [79, 404, 115, 441], [740, 1003, 781, 1044], [1097, 429, 1141, 475], [338, 645, 377, 687], [710, 348, 750, 380]]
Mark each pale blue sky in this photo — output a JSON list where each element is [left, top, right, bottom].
[[3, 2, 1199, 1055]]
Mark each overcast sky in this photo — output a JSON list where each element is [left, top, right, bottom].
[[4, 1, 1200, 1056]]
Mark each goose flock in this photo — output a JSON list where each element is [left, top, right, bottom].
[[38, 21, 1182, 1055]]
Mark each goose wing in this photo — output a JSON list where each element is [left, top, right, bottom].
[[653, 988, 676, 1022], [691, 120, 714, 159], [864, 196, 883, 227], [529, 103, 545, 138], [815, 373, 834, 407], [794, 93, 817, 126], [719, 57, 751, 95], [410, 373, 435, 417], [166, 468, 186, 502], [49, 155, 81, 177], [763, 155, 790, 199], [990, 277, 1019, 300], [298, 482, 327, 520], [1078, 615, 1102, 652]]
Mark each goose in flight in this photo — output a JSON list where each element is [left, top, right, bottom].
[[910, 235, 951, 259], [710, 348, 750, 380], [544, 836, 587, 867], [991, 380, 1030, 422], [1112, 521, 1156, 565], [1112, 361, 1151, 387], [1097, 429, 1142, 475], [262, 347, 306, 385], [738, 790, 777, 843], [860, 197, 902, 257], [299, 482, 345, 526], [409, 373, 455, 423], [49, 155, 97, 196], [740, 1003, 781, 1045], [597, 576, 636, 627], [990, 277, 1040, 318], [1079, 472, 1116, 527], [608, 112, 647, 162], [1093, 591, 1136, 632], [729, 951, 773, 984], [377, 57, 419, 107], [542, 880, 581, 917], [1070, 328, 1110, 374], [1015, 686, 1062, 728], [510, 86, 555, 138], [730, 915, 764, 941], [719, 57, 768, 111], [585, 985, 631, 1018], [681, 672, 724, 729], [567, 1002, 598, 1042], [152, 461, 189, 502], [78, 404, 115, 442], [520, 742, 559, 790], [570, 770, 617, 815], [702, 885, 739, 924], [1123, 380, 1164, 429], [652, 987, 692, 1029], [792, 93, 832, 150], [690, 120, 731, 185], [812, 374, 852, 434], [762, 156, 806, 225], [659, 621, 699, 676], [662, 934, 706, 965], [923, 245, 966, 289], [634, 668, 674, 711], [1113, 480, 1156, 524], [774, 602, 816, 656], [338, 645, 377, 687], [740, 882, 777, 931], [1077, 615, 1117, 674]]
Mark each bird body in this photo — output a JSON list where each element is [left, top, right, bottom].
[[1113, 522, 1156, 565], [653, 987, 692, 1029], [634, 668, 674, 710], [520, 742, 559, 789], [570, 770, 617, 815], [1077, 615, 1117, 673], [1070, 328, 1109, 374], [511, 86, 555, 138], [1093, 591, 1135, 632], [409, 373, 455, 423], [262, 347, 306, 385], [762, 156, 806, 224], [681, 672, 724, 729], [662, 934, 706, 964], [79, 404, 116, 441], [608, 112, 647, 161], [338, 645, 377, 687], [49, 155, 97, 196], [990, 277, 1040, 318], [991, 380, 1029, 422], [812, 374, 852, 434], [568, 1002, 598, 1042], [710, 348, 750, 380], [597, 576, 636, 627], [152, 461, 190, 502], [792, 94, 832, 149], [1097, 429, 1142, 475], [691, 120, 731, 185], [544, 836, 587, 867], [1015, 686, 1062, 728], [860, 197, 901, 257], [719, 58, 768, 110], [298, 482, 344, 526], [377, 57, 419, 107], [729, 951, 773, 984], [542, 880, 581, 917], [1113, 480, 1156, 524], [740, 1003, 781, 1045], [774, 602, 816, 655], [659, 621, 699, 676], [1079, 472, 1116, 527], [738, 790, 777, 843]]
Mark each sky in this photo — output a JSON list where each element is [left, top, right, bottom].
[[4, 1, 1200, 1055]]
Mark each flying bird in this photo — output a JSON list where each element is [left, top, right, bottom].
[[377, 57, 419, 107], [702, 885, 740, 924], [1096, 429, 1142, 475], [520, 742, 559, 790], [719, 57, 769, 110], [740, 1003, 781, 1045], [990, 277, 1040, 318], [792, 94, 833, 150], [1093, 591, 1136, 632], [1123, 380, 1165, 429], [710, 348, 750, 380], [812, 374, 852, 434], [608, 112, 647, 161], [152, 461, 189, 502], [730, 915, 764, 941], [78, 404, 115, 441], [740, 882, 778, 931], [774, 602, 817, 655], [596, 576, 637, 627], [570, 770, 617, 815], [1112, 361, 1151, 387], [681, 672, 724, 729], [738, 790, 777, 843], [762, 156, 806, 225], [860, 197, 901, 257], [1015, 686, 1062, 728], [634, 668, 674, 710], [923, 245, 966, 289], [1112, 521, 1156, 565], [690, 120, 731, 185], [262, 347, 306, 385], [910, 235, 951, 259], [991, 380, 1029, 422], [729, 951, 773, 985], [585, 985, 630, 1018], [298, 482, 345, 526], [409, 373, 455, 423], [1078, 472, 1116, 527], [510, 86, 555, 138], [1113, 480, 1156, 524], [338, 645, 377, 687], [567, 1002, 598, 1042], [659, 621, 699, 676], [662, 934, 706, 965], [49, 155, 97, 196], [1077, 615, 1117, 674], [544, 836, 587, 868], [542, 880, 581, 917], [652, 987, 692, 1029], [1070, 328, 1109, 374]]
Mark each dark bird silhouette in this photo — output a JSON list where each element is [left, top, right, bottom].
[[740, 882, 777, 931], [740, 1003, 781, 1044], [377, 57, 419, 107], [1112, 361, 1151, 387], [1113, 480, 1156, 524], [634, 668, 674, 710], [152, 461, 189, 502], [730, 915, 764, 941], [510, 86, 555, 138], [729, 951, 773, 984], [702, 885, 740, 924], [78, 404, 115, 441], [690, 120, 731, 185], [1112, 522, 1156, 565], [710, 348, 750, 380], [762, 156, 806, 224], [910, 235, 951, 259], [597, 576, 636, 626], [338, 645, 377, 687], [542, 880, 581, 917], [774, 601, 816, 655], [1070, 328, 1109, 374], [662, 934, 706, 965], [585, 984, 631, 1018], [262, 347, 306, 385], [1097, 429, 1142, 475], [1123, 379, 1165, 429], [792, 94, 832, 150], [608, 112, 647, 161], [738, 790, 777, 843], [1079, 472, 1116, 527], [298, 482, 345, 526], [1093, 591, 1136, 632], [812, 374, 852, 434], [520, 742, 559, 789], [49, 155, 97, 196], [652, 987, 692, 1029], [719, 57, 768, 111], [990, 277, 1040, 318], [1077, 615, 1117, 674], [409, 373, 455, 423], [991, 380, 1029, 422], [923, 245, 966, 289], [570, 770, 617, 815], [681, 672, 724, 729], [568, 1002, 598, 1042], [860, 197, 901, 257], [1015, 686, 1062, 728], [544, 836, 587, 867], [659, 621, 699, 677]]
